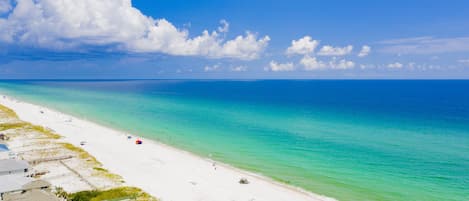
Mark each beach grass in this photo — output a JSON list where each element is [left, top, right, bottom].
[[0, 104, 18, 118], [65, 187, 157, 201], [93, 167, 124, 182], [61, 143, 102, 165], [61, 143, 124, 182], [0, 122, 61, 139], [0, 103, 60, 139], [0, 122, 27, 131], [28, 124, 62, 139]]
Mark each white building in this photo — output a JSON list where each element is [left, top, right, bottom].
[[0, 159, 30, 176]]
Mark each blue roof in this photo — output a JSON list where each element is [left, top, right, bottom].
[[0, 144, 9, 152]]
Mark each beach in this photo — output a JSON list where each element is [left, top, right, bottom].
[[0, 94, 334, 201]]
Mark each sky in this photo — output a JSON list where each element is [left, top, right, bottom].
[[1, 0, 469, 79]]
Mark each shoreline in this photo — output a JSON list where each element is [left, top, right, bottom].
[[0, 94, 336, 201]]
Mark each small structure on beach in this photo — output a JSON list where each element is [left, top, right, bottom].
[[239, 178, 250, 184], [136, 139, 143, 145], [0, 134, 9, 141], [0, 159, 30, 176]]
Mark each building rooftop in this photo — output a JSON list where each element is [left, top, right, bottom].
[[0, 176, 57, 201], [0, 174, 33, 193], [0, 159, 29, 174], [4, 189, 60, 201], [22, 180, 51, 190]]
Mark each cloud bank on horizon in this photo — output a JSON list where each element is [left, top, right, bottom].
[[0, 0, 468, 78], [0, 0, 269, 60], [267, 36, 361, 72]]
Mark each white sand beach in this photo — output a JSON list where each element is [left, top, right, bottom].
[[0, 94, 335, 201]]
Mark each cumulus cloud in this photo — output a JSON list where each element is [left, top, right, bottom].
[[286, 36, 319, 55], [379, 36, 469, 55], [358, 45, 371, 57], [283, 36, 361, 71], [387, 62, 403, 69], [0, 0, 270, 60], [267, 61, 294, 72], [300, 56, 354, 70], [317, 45, 353, 56], [300, 55, 326, 70]]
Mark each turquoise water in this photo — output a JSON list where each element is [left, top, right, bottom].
[[0, 80, 468, 201]]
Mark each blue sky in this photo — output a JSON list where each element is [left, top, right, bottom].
[[1, 0, 469, 79]]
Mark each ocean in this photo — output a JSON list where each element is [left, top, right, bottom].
[[0, 80, 468, 201]]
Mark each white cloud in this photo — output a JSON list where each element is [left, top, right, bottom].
[[230, 65, 247, 72], [387, 62, 403, 69], [379, 36, 469, 54], [317, 45, 353, 56], [267, 61, 294, 72], [300, 55, 326, 70], [204, 64, 220, 72], [328, 57, 355, 69], [218, 19, 229, 33], [300, 55, 354, 70], [286, 36, 319, 55], [358, 45, 371, 57], [0, 0, 270, 60], [0, 0, 11, 14]]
